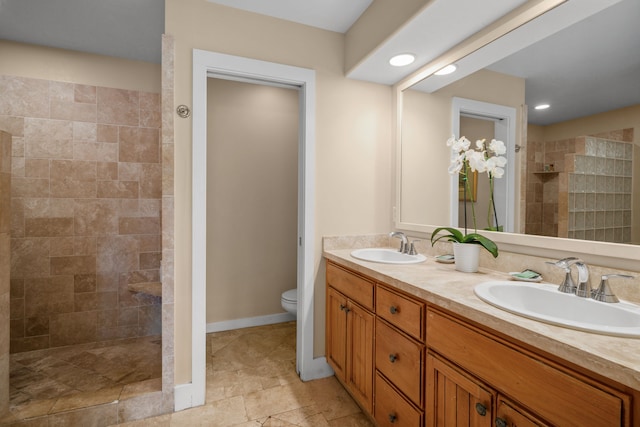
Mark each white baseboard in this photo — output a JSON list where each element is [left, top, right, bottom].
[[206, 312, 295, 333], [174, 383, 193, 411]]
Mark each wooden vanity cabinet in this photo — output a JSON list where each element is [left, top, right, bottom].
[[326, 262, 375, 413], [325, 259, 636, 427], [427, 307, 632, 427]]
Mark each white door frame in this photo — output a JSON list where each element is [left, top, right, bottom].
[[189, 49, 323, 408], [450, 97, 516, 233]]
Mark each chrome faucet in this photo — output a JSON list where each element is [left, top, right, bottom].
[[389, 231, 408, 253], [547, 257, 591, 296]]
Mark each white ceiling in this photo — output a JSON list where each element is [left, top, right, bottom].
[[0, 0, 637, 126], [206, 0, 373, 33]]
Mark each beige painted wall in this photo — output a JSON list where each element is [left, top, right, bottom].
[[0, 40, 160, 93], [166, 0, 393, 384], [206, 78, 299, 323]]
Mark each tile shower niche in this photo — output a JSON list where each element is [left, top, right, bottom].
[[565, 137, 633, 243]]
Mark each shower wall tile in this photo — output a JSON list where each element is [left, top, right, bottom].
[[97, 87, 140, 126], [25, 218, 74, 237], [119, 127, 160, 163], [97, 124, 118, 143], [74, 199, 119, 236], [0, 76, 49, 118], [50, 255, 96, 276], [49, 311, 97, 347], [11, 238, 50, 278], [1, 74, 161, 353], [12, 177, 50, 198], [119, 217, 160, 235]]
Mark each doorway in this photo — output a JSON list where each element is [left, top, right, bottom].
[[206, 77, 298, 328], [451, 97, 517, 233], [190, 49, 328, 409]]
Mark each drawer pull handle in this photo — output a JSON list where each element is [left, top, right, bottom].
[[475, 403, 487, 416], [389, 353, 398, 363], [495, 417, 507, 427], [388, 413, 397, 423], [389, 306, 398, 314]]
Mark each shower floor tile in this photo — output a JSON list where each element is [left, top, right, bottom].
[[4, 335, 162, 423]]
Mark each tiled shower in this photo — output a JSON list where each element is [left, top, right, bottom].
[[0, 74, 163, 418], [0, 75, 162, 352], [525, 129, 634, 243]]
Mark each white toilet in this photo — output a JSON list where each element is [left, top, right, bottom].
[[281, 288, 297, 316]]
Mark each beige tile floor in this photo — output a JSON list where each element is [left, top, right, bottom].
[[115, 322, 374, 426], [3, 335, 162, 424]]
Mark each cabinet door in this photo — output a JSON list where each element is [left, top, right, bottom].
[[326, 287, 348, 381], [495, 397, 552, 427], [346, 300, 375, 413], [426, 353, 494, 427]]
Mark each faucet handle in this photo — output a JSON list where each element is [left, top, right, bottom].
[[545, 261, 577, 294], [408, 240, 421, 255], [592, 274, 635, 303]]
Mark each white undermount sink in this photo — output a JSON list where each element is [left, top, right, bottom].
[[474, 281, 640, 338], [350, 248, 426, 265]]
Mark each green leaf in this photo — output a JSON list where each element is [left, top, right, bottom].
[[430, 227, 464, 245], [430, 227, 499, 258], [462, 233, 499, 258]]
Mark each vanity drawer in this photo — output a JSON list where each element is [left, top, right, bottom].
[[374, 372, 423, 427], [375, 318, 424, 406], [376, 285, 425, 340], [326, 262, 374, 310]]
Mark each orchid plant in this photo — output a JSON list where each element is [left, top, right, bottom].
[[430, 135, 507, 258]]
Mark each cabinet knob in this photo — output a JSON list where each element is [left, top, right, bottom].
[[475, 403, 487, 416], [495, 418, 507, 427], [389, 306, 398, 314], [339, 304, 345, 311], [388, 413, 397, 423], [389, 353, 398, 363]]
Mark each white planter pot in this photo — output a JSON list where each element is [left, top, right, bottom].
[[453, 242, 480, 273]]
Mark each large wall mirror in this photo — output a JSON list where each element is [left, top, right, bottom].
[[395, 0, 640, 265]]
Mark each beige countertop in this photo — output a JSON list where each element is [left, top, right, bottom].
[[323, 247, 640, 391]]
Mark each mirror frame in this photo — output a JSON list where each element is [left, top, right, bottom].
[[393, 0, 640, 270]]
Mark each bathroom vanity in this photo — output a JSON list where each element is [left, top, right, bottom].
[[324, 248, 640, 427]]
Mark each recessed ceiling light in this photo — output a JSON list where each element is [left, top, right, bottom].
[[535, 104, 550, 110], [389, 53, 415, 67], [434, 64, 457, 75]]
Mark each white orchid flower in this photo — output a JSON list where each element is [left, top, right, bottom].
[[450, 136, 470, 153], [466, 150, 487, 173], [448, 153, 465, 174], [446, 134, 457, 147], [489, 139, 506, 155], [475, 139, 486, 150], [486, 156, 507, 178]]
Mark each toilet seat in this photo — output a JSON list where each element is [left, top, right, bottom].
[[282, 289, 297, 302]]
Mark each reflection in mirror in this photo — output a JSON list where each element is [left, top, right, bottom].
[[398, 0, 639, 244]]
